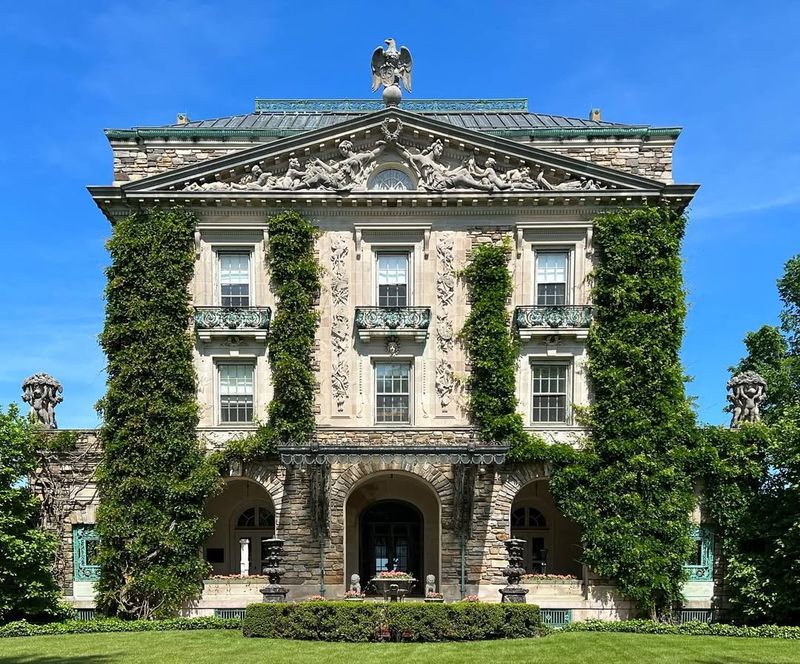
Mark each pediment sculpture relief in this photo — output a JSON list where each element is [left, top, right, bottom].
[[181, 124, 607, 194]]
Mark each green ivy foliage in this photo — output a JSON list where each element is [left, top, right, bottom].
[[549, 206, 697, 618], [265, 211, 321, 444], [0, 404, 68, 624], [460, 241, 570, 462], [96, 207, 220, 619]]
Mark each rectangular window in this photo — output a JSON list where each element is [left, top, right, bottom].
[[531, 363, 569, 423], [375, 362, 410, 423], [73, 524, 101, 582], [535, 252, 568, 306], [219, 364, 254, 423], [219, 252, 251, 307], [685, 525, 714, 581], [377, 253, 409, 307]]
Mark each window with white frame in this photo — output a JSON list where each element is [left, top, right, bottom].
[[375, 362, 411, 423], [219, 252, 251, 307], [534, 252, 568, 306], [376, 253, 409, 307], [531, 362, 570, 424], [219, 364, 254, 423]]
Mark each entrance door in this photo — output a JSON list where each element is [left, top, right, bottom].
[[360, 500, 422, 592]]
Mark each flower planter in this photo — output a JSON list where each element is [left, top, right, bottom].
[[424, 597, 444, 603], [344, 596, 365, 602]]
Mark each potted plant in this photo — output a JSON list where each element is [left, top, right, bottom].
[[424, 591, 444, 603], [344, 590, 365, 601]]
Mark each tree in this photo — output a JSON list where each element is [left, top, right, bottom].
[[716, 254, 800, 623], [0, 404, 66, 623]]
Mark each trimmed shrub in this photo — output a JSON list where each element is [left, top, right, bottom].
[[243, 602, 380, 642], [562, 619, 800, 639], [243, 601, 542, 642], [0, 617, 241, 638]]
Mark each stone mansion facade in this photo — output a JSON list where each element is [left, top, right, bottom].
[[50, 89, 713, 621]]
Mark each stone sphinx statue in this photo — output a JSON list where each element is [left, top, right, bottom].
[[727, 370, 767, 428], [22, 373, 63, 429]]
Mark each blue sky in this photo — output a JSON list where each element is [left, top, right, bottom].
[[0, 1, 797, 428]]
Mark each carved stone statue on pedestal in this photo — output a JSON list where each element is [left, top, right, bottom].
[[371, 38, 412, 107], [727, 371, 767, 428], [499, 538, 529, 603], [22, 373, 63, 429]]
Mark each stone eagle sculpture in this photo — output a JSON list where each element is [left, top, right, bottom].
[[371, 38, 412, 106]]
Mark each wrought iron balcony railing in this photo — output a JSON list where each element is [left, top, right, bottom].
[[355, 306, 431, 342], [194, 306, 271, 341], [514, 305, 592, 340]]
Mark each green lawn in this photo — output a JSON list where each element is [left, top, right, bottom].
[[2, 630, 800, 664]]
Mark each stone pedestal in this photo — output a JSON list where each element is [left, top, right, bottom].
[[259, 537, 288, 603], [500, 538, 528, 604]]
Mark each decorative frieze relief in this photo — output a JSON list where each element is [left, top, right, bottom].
[[435, 232, 456, 411], [178, 126, 611, 195], [329, 233, 351, 413]]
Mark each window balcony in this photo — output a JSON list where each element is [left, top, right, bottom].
[[355, 306, 431, 342], [514, 305, 592, 341], [194, 306, 271, 342]]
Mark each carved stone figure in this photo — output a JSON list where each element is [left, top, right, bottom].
[[425, 574, 436, 595], [371, 38, 412, 106], [350, 573, 361, 595], [386, 336, 400, 356], [727, 371, 767, 428], [304, 140, 387, 191], [399, 140, 493, 192], [22, 373, 63, 429]]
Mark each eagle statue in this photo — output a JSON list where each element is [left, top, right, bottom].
[[371, 38, 412, 106]]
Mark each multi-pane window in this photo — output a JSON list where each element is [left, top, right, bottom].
[[219, 364, 254, 423], [220, 253, 251, 307], [531, 363, 569, 423], [377, 253, 409, 307], [375, 362, 410, 423], [535, 252, 568, 306], [370, 169, 414, 191]]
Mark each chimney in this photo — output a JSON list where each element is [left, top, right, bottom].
[[589, 108, 601, 122], [176, 113, 190, 125]]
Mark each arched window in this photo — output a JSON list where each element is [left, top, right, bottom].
[[236, 506, 274, 529], [511, 506, 547, 528], [369, 168, 415, 191]]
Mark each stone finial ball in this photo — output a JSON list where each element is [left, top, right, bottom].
[[382, 84, 402, 107]]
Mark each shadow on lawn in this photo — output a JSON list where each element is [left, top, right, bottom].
[[0, 656, 114, 664]]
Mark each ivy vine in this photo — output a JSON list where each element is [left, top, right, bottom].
[[460, 239, 571, 463], [96, 207, 220, 619], [549, 206, 697, 619], [213, 210, 321, 464]]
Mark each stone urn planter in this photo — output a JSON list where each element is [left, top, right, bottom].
[[370, 575, 416, 601]]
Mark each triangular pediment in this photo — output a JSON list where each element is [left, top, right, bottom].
[[120, 108, 670, 197]]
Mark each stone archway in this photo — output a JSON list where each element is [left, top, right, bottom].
[[203, 477, 276, 575], [338, 467, 445, 593], [509, 477, 582, 577]]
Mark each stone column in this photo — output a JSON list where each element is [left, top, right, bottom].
[[239, 537, 250, 576]]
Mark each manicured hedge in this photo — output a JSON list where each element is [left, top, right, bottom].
[[563, 619, 800, 639], [0, 617, 241, 638], [243, 601, 542, 642]]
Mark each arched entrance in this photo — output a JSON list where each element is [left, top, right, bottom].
[[344, 471, 440, 595], [203, 478, 275, 576], [510, 479, 581, 577], [360, 500, 422, 581]]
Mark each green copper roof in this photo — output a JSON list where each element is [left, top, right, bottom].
[[105, 98, 680, 141]]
